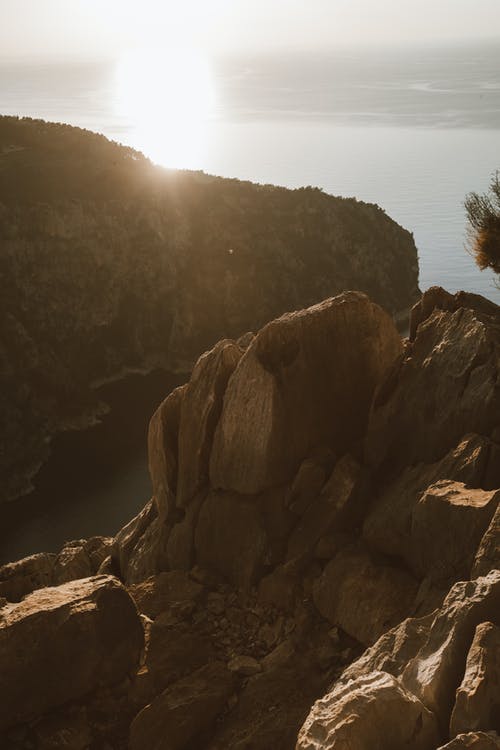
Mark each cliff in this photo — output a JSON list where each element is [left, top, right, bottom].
[[0, 287, 498, 749], [0, 116, 419, 504]]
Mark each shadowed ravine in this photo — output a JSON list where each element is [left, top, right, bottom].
[[0, 370, 186, 564]]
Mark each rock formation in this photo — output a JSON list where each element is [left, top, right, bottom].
[[0, 116, 419, 505], [0, 286, 498, 749]]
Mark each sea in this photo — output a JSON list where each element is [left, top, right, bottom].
[[1, 39, 500, 302]]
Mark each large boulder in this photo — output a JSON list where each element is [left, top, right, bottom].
[[0, 575, 144, 731], [339, 612, 435, 686], [363, 434, 495, 566], [402, 571, 500, 730], [296, 671, 440, 750], [366, 290, 500, 475], [450, 622, 500, 737], [409, 482, 499, 584], [210, 293, 402, 495]]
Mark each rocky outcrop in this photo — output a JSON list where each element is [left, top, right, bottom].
[[437, 733, 500, 749], [450, 622, 500, 737], [296, 671, 440, 750], [294, 288, 500, 750], [0, 116, 419, 506], [312, 546, 419, 646], [365, 287, 500, 475], [1, 286, 499, 749], [0, 575, 144, 732], [0, 536, 112, 602], [115, 292, 402, 584], [299, 572, 500, 749]]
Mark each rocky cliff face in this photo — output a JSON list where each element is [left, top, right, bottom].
[[0, 286, 498, 749], [0, 116, 419, 505]]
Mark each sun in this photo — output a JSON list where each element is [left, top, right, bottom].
[[113, 46, 216, 169]]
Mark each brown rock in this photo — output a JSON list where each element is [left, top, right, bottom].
[[473, 505, 500, 578], [366, 295, 500, 475], [194, 490, 268, 588], [31, 706, 91, 750], [363, 434, 494, 566], [450, 622, 500, 737], [228, 655, 262, 676], [296, 671, 440, 750], [123, 515, 171, 584], [0, 575, 144, 731], [437, 732, 500, 749], [402, 570, 500, 730], [146, 614, 214, 692], [0, 552, 56, 602], [53, 542, 92, 584], [210, 293, 402, 495], [286, 455, 331, 516], [339, 611, 435, 686], [258, 566, 300, 613], [128, 570, 203, 619], [287, 454, 366, 563], [148, 384, 186, 521], [166, 492, 204, 571], [208, 660, 325, 750], [176, 340, 242, 508], [112, 499, 156, 580], [261, 639, 296, 671], [410, 481, 499, 583], [83, 535, 114, 573], [129, 662, 234, 750], [409, 286, 499, 342], [313, 547, 418, 646]]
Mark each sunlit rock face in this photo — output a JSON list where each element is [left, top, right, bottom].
[[0, 115, 419, 505]]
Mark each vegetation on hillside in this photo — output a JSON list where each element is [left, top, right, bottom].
[[465, 171, 500, 276]]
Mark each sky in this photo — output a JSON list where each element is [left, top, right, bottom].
[[1, 0, 500, 61]]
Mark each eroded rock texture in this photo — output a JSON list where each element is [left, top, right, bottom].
[[0, 575, 143, 732], [1, 286, 499, 749]]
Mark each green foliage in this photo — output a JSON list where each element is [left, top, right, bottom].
[[465, 171, 500, 275]]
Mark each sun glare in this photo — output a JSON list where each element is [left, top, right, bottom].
[[113, 46, 216, 169]]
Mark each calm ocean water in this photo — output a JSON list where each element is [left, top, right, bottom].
[[1, 42, 499, 302]]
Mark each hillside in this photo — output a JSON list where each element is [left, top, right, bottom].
[[0, 116, 419, 505]]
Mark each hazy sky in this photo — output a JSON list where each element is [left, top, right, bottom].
[[1, 0, 500, 60]]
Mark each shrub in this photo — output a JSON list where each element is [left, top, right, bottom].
[[465, 171, 500, 275]]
